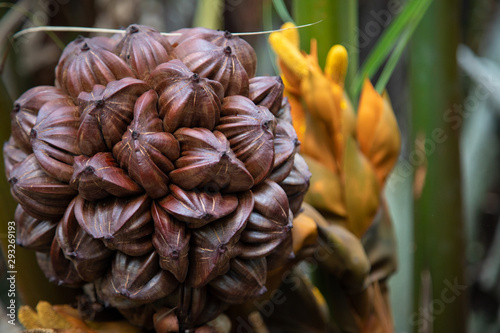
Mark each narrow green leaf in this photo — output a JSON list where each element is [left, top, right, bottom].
[[375, 29, 411, 94], [272, 0, 295, 24], [351, 0, 433, 101], [375, 0, 434, 93]]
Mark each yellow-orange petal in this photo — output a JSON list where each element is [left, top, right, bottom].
[[341, 90, 356, 139], [279, 59, 302, 95], [36, 301, 72, 329], [300, 67, 343, 167], [269, 32, 308, 81], [18, 306, 42, 329], [343, 136, 380, 238], [303, 155, 347, 217], [292, 211, 319, 254], [286, 92, 306, 142], [280, 22, 300, 49], [325, 45, 348, 86], [356, 79, 401, 186]]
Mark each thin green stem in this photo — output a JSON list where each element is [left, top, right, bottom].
[[351, 0, 432, 101], [374, 29, 410, 93]]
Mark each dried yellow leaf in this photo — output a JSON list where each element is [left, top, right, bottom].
[[19, 305, 42, 329], [36, 301, 72, 329]]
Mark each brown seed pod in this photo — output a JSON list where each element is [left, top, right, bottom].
[[49, 238, 86, 287], [31, 98, 80, 182], [113, 89, 179, 199], [149, 59, 224, 133], [177, 286, 208, 328], [209, 257, 267, 304], [216, 95, 276, 185], [90, 35, 120, 51], [151, 202, 190, 282], [96, 251, 179, 309], [158, 185, 238, 228], [10, 86, 67, 153], [37, 248, 85, 287], [274, 96, 294, 124], [238, 180, 292, 259], [249, 76, 284, 115], [264, 230, 295, 271], [188, 191, 254, 288], [119, 304, 157, 330], [192, 300, 229, 331], [8, 154, 77, 221], [176, 286, 228, 328], [114, 24, 173, 81], [267, 119, 300, 183], [174, 38, 249, 96], [279, 153, 311, 216], [74, 194, 153, 256], [174, 29, 257, 79], [269, 153, 296, 184], [3, 137, 28, 179], [70, 152, 143, 201], [56, 199, 114, 282], [77, 78, 150, 156], [4, 24, 311, 329], [56, 36, 135, 99], [170, 128, 253, 192], [272, 120, 300, 171], [165, 27, 211, 46], [35, 251, 59, 285], [15, 205, 56, 251]]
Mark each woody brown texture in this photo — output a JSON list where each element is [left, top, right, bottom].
[[4, 25, 310, 329]]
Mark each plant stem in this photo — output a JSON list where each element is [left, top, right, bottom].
[[410, 1, 467, 332]]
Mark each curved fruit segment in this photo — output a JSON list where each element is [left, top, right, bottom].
[[216, 96, 276, 185], [171, 128, 253, 192], [56, 36, 135, 99], [150, 59, 224, 133]]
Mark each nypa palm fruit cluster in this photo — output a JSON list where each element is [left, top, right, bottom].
[[4, 25, 311, 330]]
